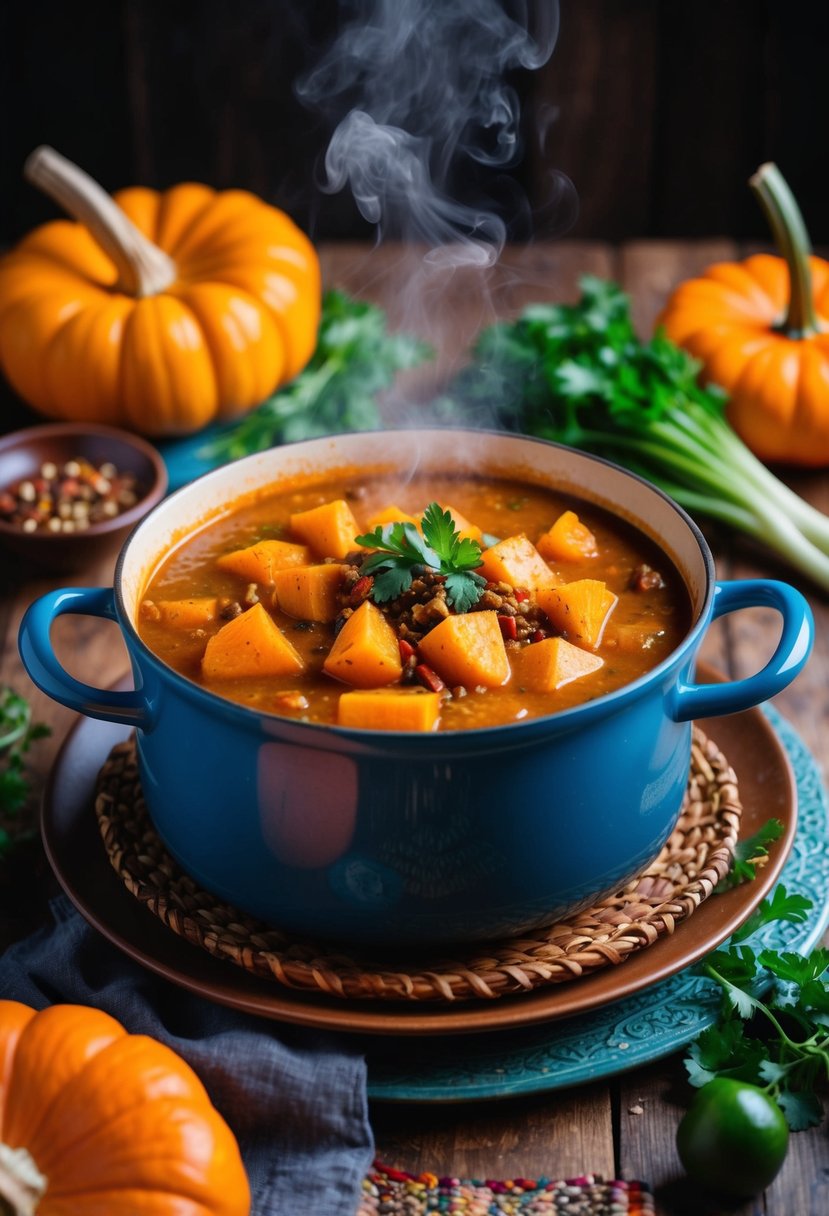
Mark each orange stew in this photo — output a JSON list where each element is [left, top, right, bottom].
[[138, 472, 691, 730]]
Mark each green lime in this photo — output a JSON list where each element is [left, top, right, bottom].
[[676, 1078, 789, 1197]]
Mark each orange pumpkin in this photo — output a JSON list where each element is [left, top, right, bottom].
[[0, 146, 321, 437], [659, 163, 829, 467], [0, 999, 250, 1215]]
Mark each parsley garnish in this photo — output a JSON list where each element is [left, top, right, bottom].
[[0, 687, 50, 858], [685, 884, 829, 1131], [355, 503, 487, 612], [717, 818, 785, 890]]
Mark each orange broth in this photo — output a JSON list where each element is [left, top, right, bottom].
[[138, 472, 691, 730]]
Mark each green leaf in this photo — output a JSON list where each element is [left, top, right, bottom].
[[757, 949, 829, 988], [757, 1059, 790, 1086], [371, 566, 415, 603], [719, 818, 785, 889], [730, 885, 812, 944], [421, 503, 458, 563], [451, 537, 485, 572], [444, 571, 486, 613], [684, 1020, 771, 1088], [777, 1089, 824, 1131]]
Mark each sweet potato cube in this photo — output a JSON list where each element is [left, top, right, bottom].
[[337, 689, 442, 731], [289, 499, 360, 559], [537, 579, 618, 649], [272, 563, 346, 622], [513, 636, 604, 692], [478, 535, 560, 592], [323, 601, 403, 688], [418, 611, 510, 688], [439, 504, 483, 545], [363, 504, 421, 531], [536, 511, 599, 563], [157, 597, 219, 629], [216, 539, 311, 584], [202, 602, 305, 679]]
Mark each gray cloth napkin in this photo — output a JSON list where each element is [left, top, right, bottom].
[[0, 895, 374, 1216]]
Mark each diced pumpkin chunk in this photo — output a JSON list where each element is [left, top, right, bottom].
[[289, 499, 360, 559], [513, 636, 604, 692], [216, 539, 311, 584], [157, 597, 219, 629], [418, 610, 510, 688], [323, 601, 403, 688], [337, 689, 442, 731], [604, 619, 667, 655], [363, 504, 421, 531], [439, 504, 483, 545], [202, 602, 305, 679], [536, 511, 599, 563], [272, 563, 345, 622], [478, 535, 560, 592], [537, 579, 617, 649]]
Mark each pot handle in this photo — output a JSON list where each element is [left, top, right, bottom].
[[668, 579, 813, 722], [18, 587, 152, 729]]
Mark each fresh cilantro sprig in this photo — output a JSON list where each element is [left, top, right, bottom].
[[685, 884, 829, 1131], [203, 290, 430, 460], [442, 275, 829, 592], [355, 503, 487, 612], [717, 818, 785, 890], [0, 687, 51, 858]]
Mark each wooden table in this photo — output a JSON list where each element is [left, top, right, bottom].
[[1, 240, 828, 1215]]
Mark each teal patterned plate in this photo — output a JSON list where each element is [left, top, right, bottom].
[[365, 707, 829, 1102]]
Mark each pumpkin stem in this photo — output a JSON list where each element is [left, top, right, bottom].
[[23, 145, 177, 299], [749, 162, 819, 338], [0, 1144, 47, 1215]]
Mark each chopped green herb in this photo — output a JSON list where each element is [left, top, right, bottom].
[[202, 290, 430, 460], [355, 503, 487, 612]]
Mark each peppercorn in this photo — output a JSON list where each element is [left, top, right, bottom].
[[0, 457, 142, 533]]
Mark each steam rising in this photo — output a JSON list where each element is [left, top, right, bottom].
[[299, 0, 560, 268]]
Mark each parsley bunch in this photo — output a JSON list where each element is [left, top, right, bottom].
[[444, 276, 829, 592], [355, 503, 487, 612], [0, 687, 50, 858], [203, 290, 430, 461], [686, 884, 829, 1131]]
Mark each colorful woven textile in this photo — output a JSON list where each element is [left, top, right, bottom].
[[358, 1161, 655, 1214]]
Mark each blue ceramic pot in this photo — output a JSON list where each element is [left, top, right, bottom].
[[18, 431, 814, 945]]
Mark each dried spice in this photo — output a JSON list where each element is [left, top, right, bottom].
[[0, 457, 141, 533]]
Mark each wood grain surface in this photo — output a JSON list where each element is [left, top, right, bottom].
[[1, 240, 827, 1215]]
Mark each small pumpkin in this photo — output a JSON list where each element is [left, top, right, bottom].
[[658, 163, 829, 467], [0, 999, 250, 1215], [0, 146, 320, 437]]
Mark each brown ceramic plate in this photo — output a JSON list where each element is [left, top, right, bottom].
[[41, 667, 796, 1036]]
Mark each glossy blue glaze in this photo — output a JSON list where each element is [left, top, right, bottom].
[[17, 433, 816, 946]]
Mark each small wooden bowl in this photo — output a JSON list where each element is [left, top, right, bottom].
[[0, 423, 168, 571]]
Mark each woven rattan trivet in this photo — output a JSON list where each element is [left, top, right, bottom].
[[94, 727, 741, 1003]]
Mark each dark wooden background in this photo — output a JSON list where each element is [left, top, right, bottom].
[[1, 0, 827, 248]]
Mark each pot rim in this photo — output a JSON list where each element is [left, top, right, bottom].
[[114, 427, 715, 749]]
